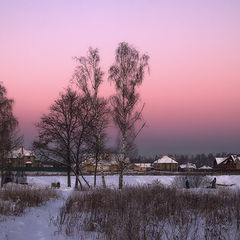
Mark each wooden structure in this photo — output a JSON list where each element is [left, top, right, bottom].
[[153, 155, 178, 171], [128, 163, 152, 172], [214, 155, 240, 170], [83, 153, 119, 173], [179, 163, 197, 172], [8, 147, 36, 168]]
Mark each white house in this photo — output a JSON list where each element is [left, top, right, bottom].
[[153, 155, 178, 171]]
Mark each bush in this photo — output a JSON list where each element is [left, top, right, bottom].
[[51, 182, 60, 188], [172, 175, 211, 188], [0, 184, 58, 216], [54, 183, 240, 239]]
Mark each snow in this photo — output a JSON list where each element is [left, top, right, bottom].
[[0, 174, 240, 239], [132, 163, 152, 168], [27, 174, 240, 188], [215, 157, 226, 165], [199, 165, 212, 169], [28, 175, 175, 189], [153, 155, 178, 164], [215, 155, 240, 165], [0, 197, 67, 240], [179, 163, 196, 169]]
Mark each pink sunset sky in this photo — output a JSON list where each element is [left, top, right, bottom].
[[1, 0, 240, 156]]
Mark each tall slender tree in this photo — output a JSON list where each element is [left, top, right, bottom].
[[0, 83, 22, 187], [73, 47, 109, 188], [109, 42, 149, 189]]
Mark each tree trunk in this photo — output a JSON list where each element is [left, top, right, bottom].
[[75, 173, 79, 189], [94, 134, 101, 188], [94, 156, 98, 188], [101, 166, 106, 189], [67, 166, 71, 187], [75, 164, 79, 189], [119, 166, 123, 189], [80, 172, 91, 188], [1, 157, 5, 188], [75, 176, 83, 190], [119, 133, 126, 190], [1, 168, 4, 188]]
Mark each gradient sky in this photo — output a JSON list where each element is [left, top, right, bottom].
[[1, 0, 240, 156]]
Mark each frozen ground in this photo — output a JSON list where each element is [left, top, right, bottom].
[[0, 174, 239, 240], [28, 175, 176, 188], [27, 174, 240, 188]]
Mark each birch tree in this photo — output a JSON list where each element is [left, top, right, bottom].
[[73, 47, 109, 188], [109, 42, 149, 189]]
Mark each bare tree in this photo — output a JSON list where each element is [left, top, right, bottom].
[[72, 47, 109, 188], [0, 83, 22, 187], [34, 88, 94, 189], [109, 42, 149, 189], [70, 94, 96, 189]]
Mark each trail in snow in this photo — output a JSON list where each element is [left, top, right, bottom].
[[0, 188, 72, 240]]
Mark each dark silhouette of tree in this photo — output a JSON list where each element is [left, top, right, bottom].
[[34, 88, 94, 189], [109, 42, 149, 189], [0, 83, 22, 187]]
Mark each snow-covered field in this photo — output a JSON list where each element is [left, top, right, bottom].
[[0, 174, 240, 240], [27, 174, 240, 188], [28, 175, 176, 188]]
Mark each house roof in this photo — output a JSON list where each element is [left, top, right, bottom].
[[179, 163, 196, 169], [230, 155, 240, 162], [8, 147, 35, 158], [215, 157, 228, 165], [215, 155, 240, 165], [199, 165, 212, 169], [134, 163, 152, 168], [83, 155, 119, 167], [25, 161, 33, 164], [98, 159, 118, 166], [153, 156, 178, 164]]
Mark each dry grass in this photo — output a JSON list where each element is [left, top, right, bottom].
[[55, 181, 240, 240], [171, 175, 211, 188], [0, 184, 58, 216]]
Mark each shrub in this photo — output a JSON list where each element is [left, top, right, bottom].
[[54, 183, 240, 239], [51, 182, 60, 188], [0, 184, 58, 216], [172, 175, 211, 188]]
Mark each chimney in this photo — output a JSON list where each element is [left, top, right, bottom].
[[21, 146, 24, 155]]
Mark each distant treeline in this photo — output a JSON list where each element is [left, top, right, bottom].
[[132, 152, 230, 167]]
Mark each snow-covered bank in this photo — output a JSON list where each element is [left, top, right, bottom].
[[27, 174, 240, 189], [1, 175, 240, 240], [28, 175, 176, 188], [0, 197, 66, 240]]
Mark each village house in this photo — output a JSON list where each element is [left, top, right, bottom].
[[214, 155, 240, 170], [153, 155, 178, 171], [83, 159, 119, 172], [179, 162, 196, 171], [128, 163, 152, 172], [83, 152, 119, 173], [8, 147, 36, 168], [199, 165, 212, 170]]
